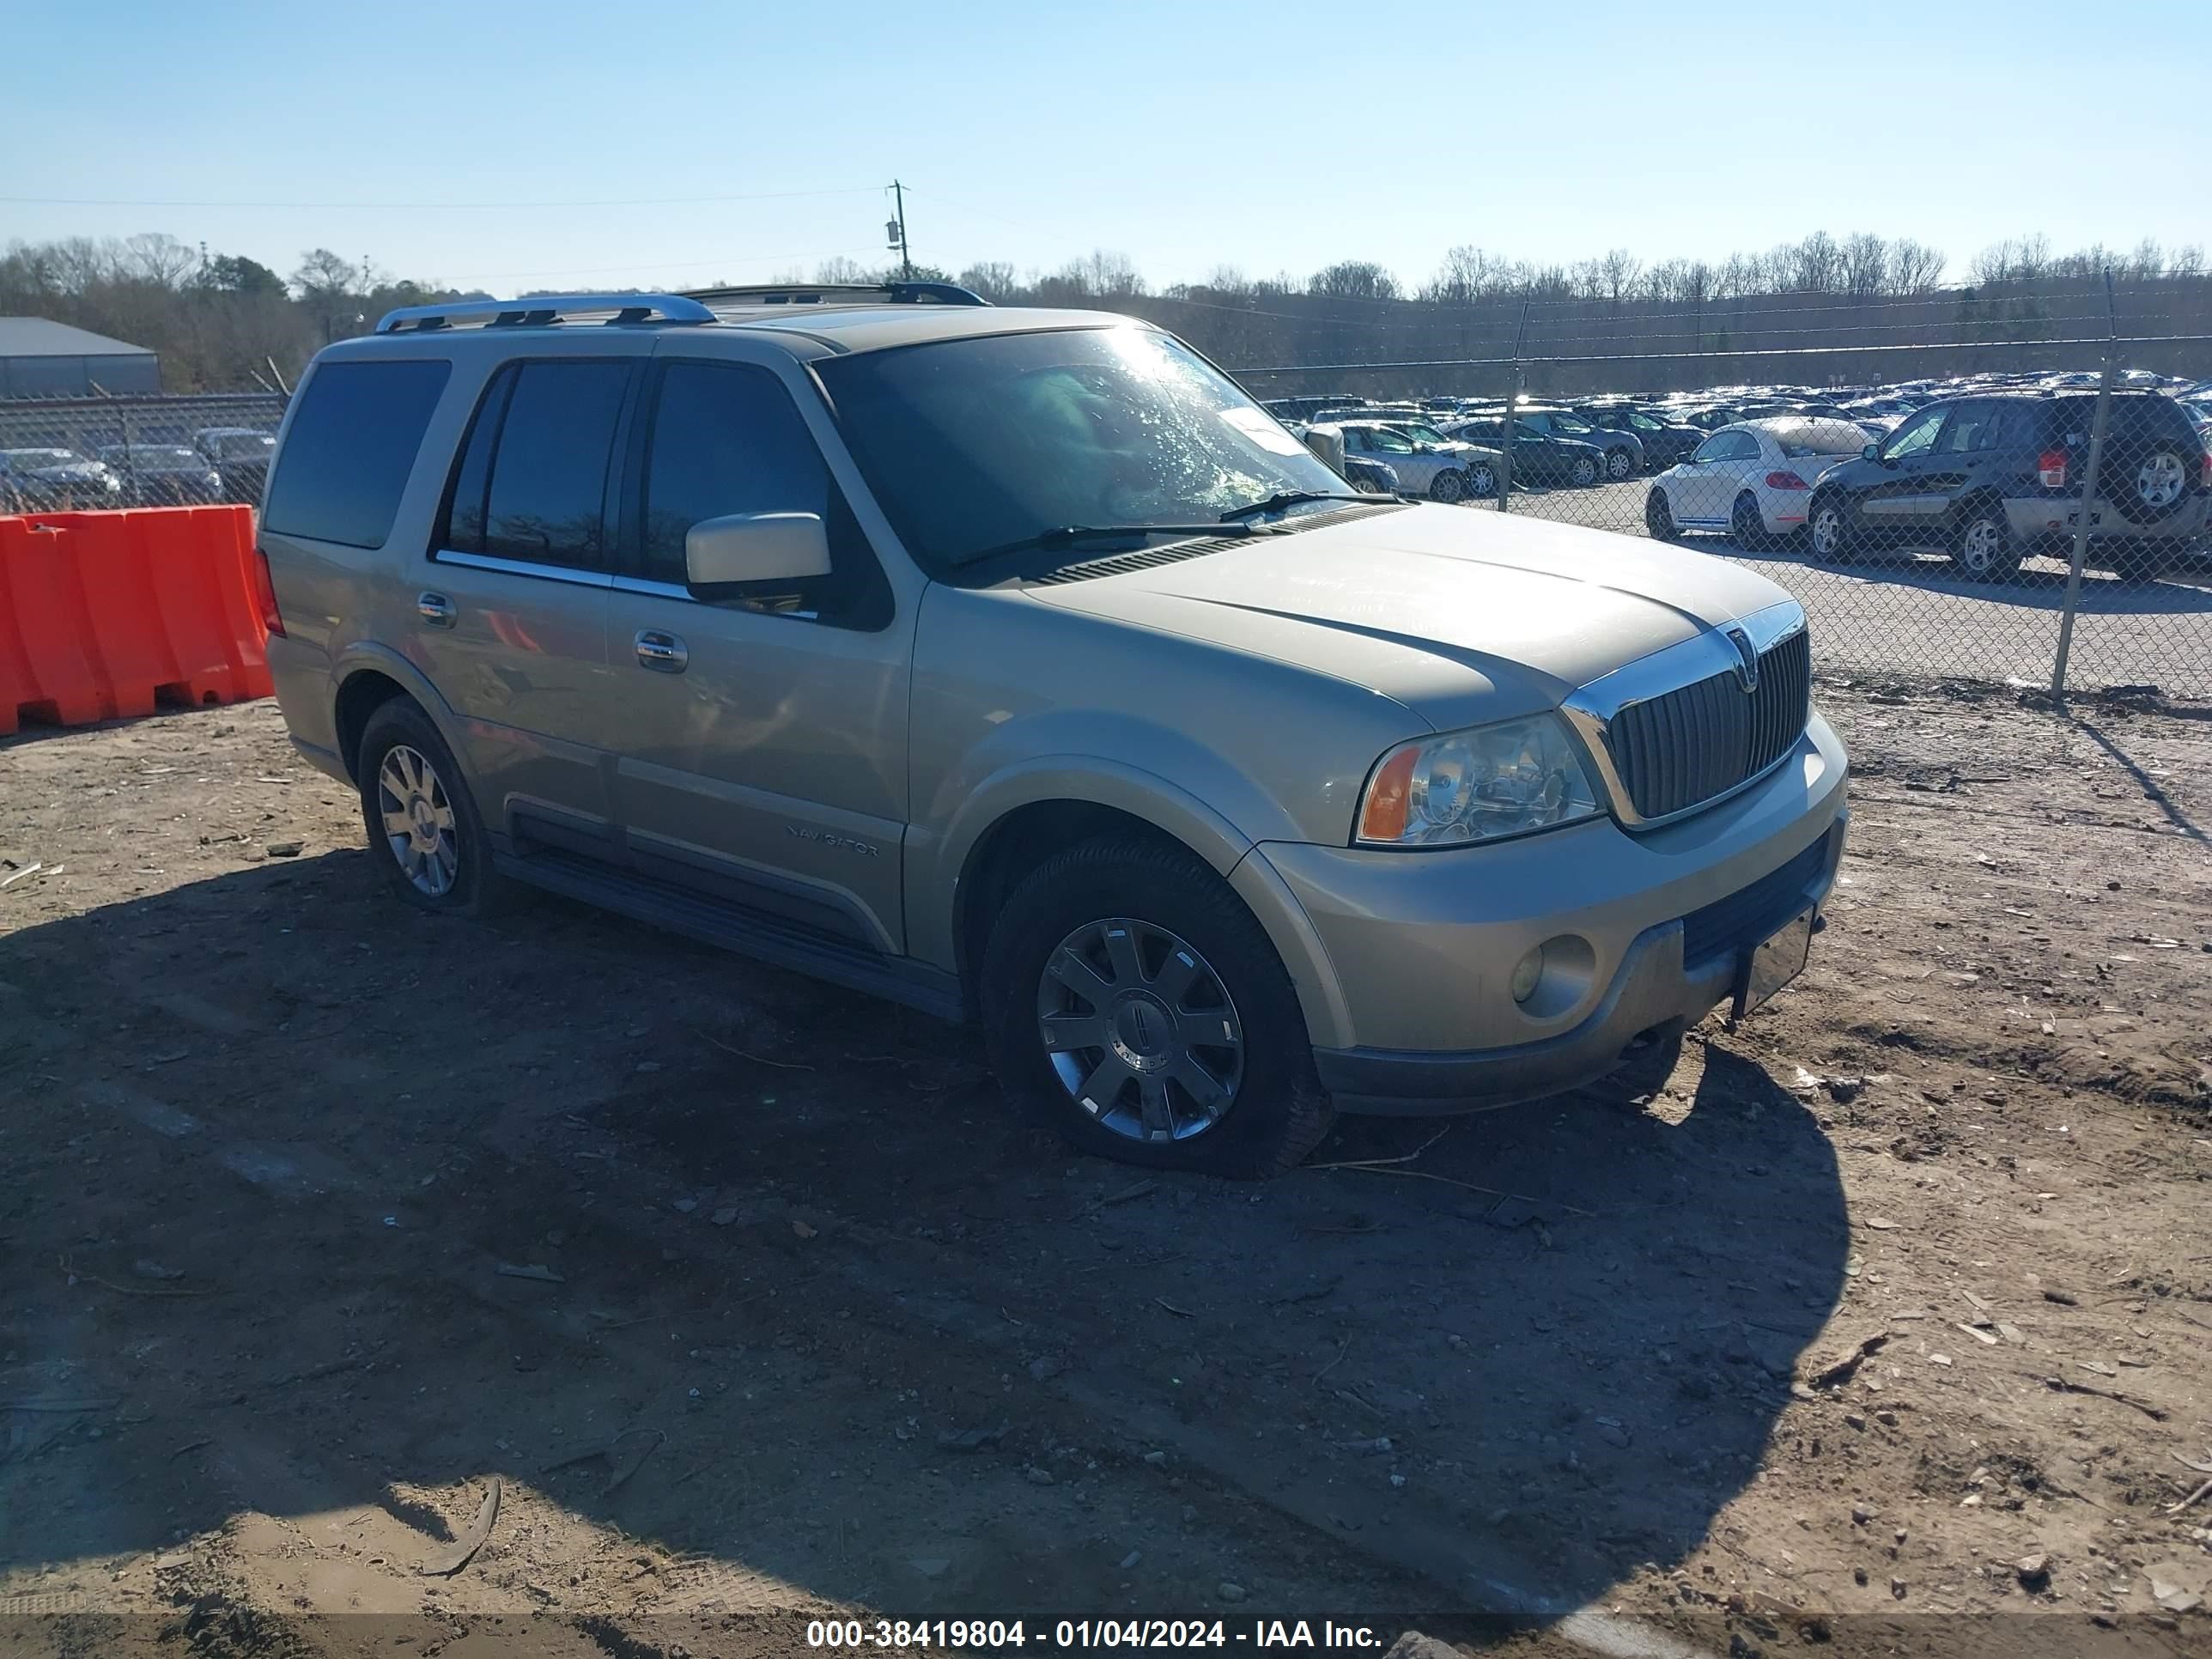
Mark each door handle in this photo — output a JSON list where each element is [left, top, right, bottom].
[[417, 591, 455, 627], [635, 629, 688, 673]]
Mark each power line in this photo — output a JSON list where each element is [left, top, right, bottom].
[[452, 245, 880, 283], [0, 185, 884, 211]]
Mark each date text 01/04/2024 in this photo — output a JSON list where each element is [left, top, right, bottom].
[[805, 1620, 1385, 1650]]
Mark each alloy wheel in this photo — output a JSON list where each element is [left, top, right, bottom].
[[1035, 917, 1244, 1146], [1959, 519, 2005, 574], [2137, 452, 2185, 509], [375, 744, 459, 897], [1607, 449, 1634, 481]]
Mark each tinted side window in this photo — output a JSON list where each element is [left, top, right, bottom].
[[264, 358, 451, 549], [1934, 400, 1997, 453], [442, 364, 516, 555], [483, 361, 630, 568], [640, 362, 829, 582]]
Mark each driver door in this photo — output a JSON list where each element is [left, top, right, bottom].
[[1674, 431, 1747, 526], [1855, 403, 1952, 540]]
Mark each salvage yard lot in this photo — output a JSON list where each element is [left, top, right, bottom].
[[3, 684, 2209, 1658]]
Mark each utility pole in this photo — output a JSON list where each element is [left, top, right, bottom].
[[888, 180, 913, 281]]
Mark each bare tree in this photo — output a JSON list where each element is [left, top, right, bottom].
[[1594, 247, 1642, 305], [1308, 260, 1400, 302], [956, 260, 1019, 301], [1838, 234, 1887, 297], [1885, 239, 1946, 294]]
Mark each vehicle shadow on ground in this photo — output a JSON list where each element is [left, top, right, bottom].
[[0, 852, 1850, 1636]]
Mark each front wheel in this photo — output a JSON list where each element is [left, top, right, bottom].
[[1644, 489, 1677, 541], [1808, 495, 1856, 563], [981, 836, 1333, 1179], [1570, 454, 1600, 487], [1429, 467, 1466, 503], [1606, 447, 1636, 482], [1464, 461, 1498, 498], [1951, 507, 2021, 581]]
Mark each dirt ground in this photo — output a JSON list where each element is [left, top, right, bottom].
[[3, 681, 2209, 1659]]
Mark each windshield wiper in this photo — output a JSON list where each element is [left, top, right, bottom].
[[1220, 489, 1379, 521], [969, 521, 1272, 562]]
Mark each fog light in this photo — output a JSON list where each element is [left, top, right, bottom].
[[1510, 945, 1545, 1004]]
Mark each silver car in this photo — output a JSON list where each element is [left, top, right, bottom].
[[259, 286, 1848, 1179]]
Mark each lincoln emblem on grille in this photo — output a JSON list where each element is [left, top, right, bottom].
[[1724, 626, 1760, 692]]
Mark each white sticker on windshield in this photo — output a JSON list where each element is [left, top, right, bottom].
[[1218, 404, 1308, 456]]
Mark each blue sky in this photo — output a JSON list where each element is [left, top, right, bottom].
[[9, 0, 2203, 295]]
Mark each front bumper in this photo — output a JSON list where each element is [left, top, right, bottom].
[[1252, 714, 1848, 1113]]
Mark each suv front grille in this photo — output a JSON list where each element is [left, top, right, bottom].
[[1605, 629, 1810, 820]]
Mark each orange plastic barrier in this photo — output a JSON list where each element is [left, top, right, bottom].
[[0, 505, 273, 737]]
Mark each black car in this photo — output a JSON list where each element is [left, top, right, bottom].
[[1441, 416, 1607, 487], [0, 447, 125, 511], [191, 427, 277, 505], [1573, 404, 1705, 469], [96, 444, 227, 507], [1806, 390, 2209, 580]]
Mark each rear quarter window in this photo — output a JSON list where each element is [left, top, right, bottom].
[[264, 358, 453, 549]]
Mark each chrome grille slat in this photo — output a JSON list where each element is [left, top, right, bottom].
[[1601, 629, 1811, 821]]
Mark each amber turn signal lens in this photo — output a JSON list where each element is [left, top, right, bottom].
[[1358, 744, 1418, 842]]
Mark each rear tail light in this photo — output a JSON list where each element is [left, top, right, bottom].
[[252, 545, 286, 638], [1765, 471, 1811, 490], [2039, 449, 2069, 489]]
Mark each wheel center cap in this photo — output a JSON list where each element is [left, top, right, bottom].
[[1109, 992, 1175, 1071], [409, 797, 437, 843]]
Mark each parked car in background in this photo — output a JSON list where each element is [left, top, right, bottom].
[[191, 427, 277, 504], [1515, 407, 1641, 481], [1645, 419, 1869, 550], [1326, 420, 1497, 501], [1441, 416, 1607, 488], [1574, 404, 1705, 469], [1342, 453, 1401, 494], [1806, 390, 2210, 580], [0, 447, 123, 511], [97, 443, 226, 506]]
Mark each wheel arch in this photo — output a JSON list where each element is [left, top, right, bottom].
[[329, 644, 471, 786], [933, 775, 1354, 1050]]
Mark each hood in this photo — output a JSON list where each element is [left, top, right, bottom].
[[21, 461, 114, 483], [1024, 503, 1794, 731]]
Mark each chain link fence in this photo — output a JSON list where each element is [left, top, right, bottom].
[[0, 392, 288, 514], [1244, 328, 2212, 701]]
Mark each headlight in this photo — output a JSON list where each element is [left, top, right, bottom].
[[1355, 715, 1602, 848]]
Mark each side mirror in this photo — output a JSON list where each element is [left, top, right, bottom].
[[685, 512, 831, 600], [1861, 443, 1881, 463]]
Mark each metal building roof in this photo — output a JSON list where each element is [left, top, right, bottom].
[[0, 317, 157, 358]]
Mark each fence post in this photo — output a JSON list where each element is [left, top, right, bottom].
[[2050, 271, 2120, 702], [1496, 301, 1532, 515]]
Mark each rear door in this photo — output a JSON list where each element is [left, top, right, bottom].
[[1922, 398, 2006, 529], [415, 355, 631, 854], [600, 354, 912, 954]]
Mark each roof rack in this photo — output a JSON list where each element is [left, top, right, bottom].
[[677, 281, 989, 309], [374, 293, 716, 334]]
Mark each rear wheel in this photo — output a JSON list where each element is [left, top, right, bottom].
[[2107, 438, 2193, 526], [1429, 467, 1466, 503], [1464, 460, 1498, 498], [1644, 489, 1677, 541], [356, 700, 514, 917], [981, 836, 1333, 1179], [1951, 506, 2021, 581], [1808, 495, 1856, 562], [1570, 454, 1600, 488], [1731, 491, 1771, 553], [1605, 447, 1636, 481]]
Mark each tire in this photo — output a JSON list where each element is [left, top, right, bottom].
[[1950, 504, 2021, 581], [1429, 467, 1466, 504], [1808, 494, 1857, 562], [2104, 436, 2193, 527], [1464, 460, 1498, 498], [1605, 447, 1636, 482], [1730, 491, 1771, 554], [1570, 454, 1600, 488], [355, 699, 515, 918], [980, 835, 1334, 1179], [1644, 489, 1676, 541]]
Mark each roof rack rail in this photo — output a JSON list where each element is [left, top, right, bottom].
[[677, 281, 989, 308], [374, 293, 717, 334]]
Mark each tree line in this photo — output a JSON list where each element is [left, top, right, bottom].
[[4, 228, 2209, 400]]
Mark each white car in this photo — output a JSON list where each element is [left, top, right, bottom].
[[1644, 418, 1869, 550], [1322, 420, 1498, 502]]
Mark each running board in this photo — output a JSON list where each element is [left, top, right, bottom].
[[494, 848, 967, 1022]]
